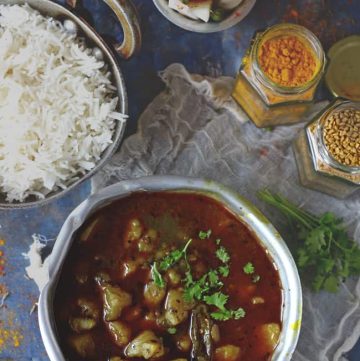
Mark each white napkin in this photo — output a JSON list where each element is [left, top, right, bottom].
[[93, 63, 360, 361]]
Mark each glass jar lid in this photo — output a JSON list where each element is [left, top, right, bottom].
[[325, 35, 360, 101]]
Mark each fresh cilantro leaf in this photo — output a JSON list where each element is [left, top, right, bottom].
[[199, 229, 212, 240], [257, 189, 360, 293], [218, 265, 229, 277], [203, 292, 228, 310], [210, 307, 246, 321], [210, 309, 232, 321], [320, 212, 337, 225], [297, 249, 309, 267], [159, 239, 192, 271], [319, 258, 335, 274], [184, 267, 224, 302], [179, 232, 245, 322], [215, 238, 221, 245], [167, 327, 177, 334], [208, 270, 220, 287], [312, 274, 325, 291], [243, 262, 255, 275], [151, 262, 165, 288], [252, 274, 260, 283], [216, 246, 230, 263], [232, 308, 246, 319], [184, 274, 209, 302], [184, 269, 194, 288], [323, 275, 338, 293]]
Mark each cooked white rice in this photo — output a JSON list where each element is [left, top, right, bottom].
[[0, 4, 126, 202]]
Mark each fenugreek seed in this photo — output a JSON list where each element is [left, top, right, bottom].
[[323, 108, 360, 167]]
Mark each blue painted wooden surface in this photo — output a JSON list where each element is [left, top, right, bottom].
[[0, 0, 359, 360]]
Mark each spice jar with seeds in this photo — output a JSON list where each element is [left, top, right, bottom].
[[293, 99, 360, 198], [232, 23, 326, 128]]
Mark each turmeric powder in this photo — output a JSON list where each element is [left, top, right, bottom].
[[258, 35, 318, 87]]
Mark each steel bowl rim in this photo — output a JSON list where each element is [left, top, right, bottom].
[[38, 175, 302, 361], [0, 0, 128, 209], [152, 0, 257, 33]]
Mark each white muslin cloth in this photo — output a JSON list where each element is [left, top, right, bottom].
[[93, 63, 360, 361]]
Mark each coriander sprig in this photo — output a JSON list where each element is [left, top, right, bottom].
[[258, 190, 360, 292], [159, 238, 192, 271], [151, 262, 165, 288], [243, 262, 255, 275], [150, 230, 247, 321]]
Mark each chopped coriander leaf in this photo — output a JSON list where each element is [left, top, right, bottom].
[[204, 291, 228, 310], [167, 327, 177, 334], [199, 229, 212, 240], [184, 274, 209, 302], [151, 262, 165, 288], [243, 262, 255, 275], [216, 246, 230, 263], [210, 307, 246, 321], [184, 269, 194, 288], [218, 265, 229, 277], [252, 274, 261, 283], [159, 238, 192, 271], [232, 308, 246, 319], [211, 309, 232, 321], [215, 238, 221, 245], [208, 270, 220, 287], [183, 268, 224, 302]]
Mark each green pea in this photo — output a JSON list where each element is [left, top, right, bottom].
[[211, 8, 226, 22]]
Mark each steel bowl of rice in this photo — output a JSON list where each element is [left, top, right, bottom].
[[0, 0, 141, 207]]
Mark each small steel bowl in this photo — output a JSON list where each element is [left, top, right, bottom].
[[0, 0, 141, 208], [39, 175, 302, 361], [153, 0, 256, 33]]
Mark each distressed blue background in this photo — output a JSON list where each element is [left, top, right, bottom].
[[0, 0, 359, 360]]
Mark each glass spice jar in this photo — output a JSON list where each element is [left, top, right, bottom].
[[232, 23, 326, 127], [293, 99, 360, 198]]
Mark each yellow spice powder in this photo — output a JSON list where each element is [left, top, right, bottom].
[[0, 323, 24, 350], [258, 35, 318, 87]]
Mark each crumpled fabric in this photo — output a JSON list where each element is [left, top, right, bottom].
[[93, 63, 360, 361]]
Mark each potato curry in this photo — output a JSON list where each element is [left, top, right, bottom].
[[54, 192, 282, 361]]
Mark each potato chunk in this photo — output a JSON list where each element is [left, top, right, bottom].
[[175, 333, 191, 352], [124, 330, 165, 359], [251, 296, 265, 305], [77, 298, 100, 321], [164, 288, 191, 326], [144, 282, 166, 308], [125, 219, 143, 247], [69, 317, 97, 333], [108, 321, 131, 347], [121, 256, 146, 278], [166, 269, 181, 286], [215, 345, 241, 361], [138, 229, 158, 253], [68, 333, 95, 358], [102, 284, 132, 321], [211, 324, 220, 343], [258, 323, 280, 350]]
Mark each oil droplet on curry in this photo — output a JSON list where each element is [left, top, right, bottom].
[[54, 192, 282, 361]]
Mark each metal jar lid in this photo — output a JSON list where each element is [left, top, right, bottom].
[[325, 35, 360, 101]]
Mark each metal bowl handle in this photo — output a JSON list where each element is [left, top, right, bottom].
[[67, 0, 141, 59]]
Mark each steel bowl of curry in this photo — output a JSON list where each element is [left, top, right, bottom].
[[38, 176, 302, 361]]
